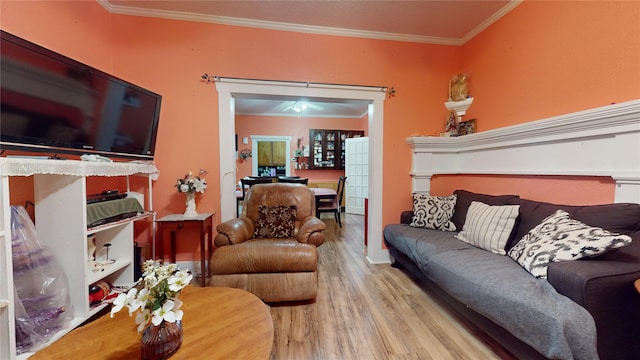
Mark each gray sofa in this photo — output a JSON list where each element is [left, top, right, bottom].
[[384, 190, 640, 360]]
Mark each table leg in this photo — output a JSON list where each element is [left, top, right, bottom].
[[199, 222, 206, 287], [170, 231, 177, 264], [207, 220, 213, 278], [157, 225, 164, 262]]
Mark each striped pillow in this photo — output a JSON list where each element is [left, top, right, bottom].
[[455, 201, 520, 255]]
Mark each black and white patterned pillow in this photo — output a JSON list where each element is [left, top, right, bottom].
[[508, 209, 632, 279], [409, 194, 457, 231], [455, 201, 520, 255]]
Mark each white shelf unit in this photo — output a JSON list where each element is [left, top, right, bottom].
[[1, 172, 16, 360], [0, 158, 158, 359]]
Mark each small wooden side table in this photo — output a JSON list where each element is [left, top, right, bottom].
[[156, 213, 214, 287]]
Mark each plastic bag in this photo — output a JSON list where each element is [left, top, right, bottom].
[[11, 206, 74, 354]]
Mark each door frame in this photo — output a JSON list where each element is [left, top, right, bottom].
[[216, 77, 389, 264]]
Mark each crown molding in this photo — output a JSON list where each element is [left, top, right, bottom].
[[97, 0, 519, 46], [461, 0, 523, 44]]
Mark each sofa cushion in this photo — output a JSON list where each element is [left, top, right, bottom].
[[426, 248, 597, 359], [508, 198, 640, 249], [409, 194, 457, 231], [384, 224, 473, 269], [508, 210, 633, 279], [253, 205, 297, 238], [451, 190, 520, 232], [455, 201, 520, 255]]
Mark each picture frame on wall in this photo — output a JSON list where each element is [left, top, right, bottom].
[[458, 119, 476, 136]]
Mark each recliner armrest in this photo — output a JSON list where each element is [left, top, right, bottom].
[[214, 216, 256, 246], [296, 216, 326, 247]]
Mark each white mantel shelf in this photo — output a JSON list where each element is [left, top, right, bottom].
[[407, 99, 640, 203]]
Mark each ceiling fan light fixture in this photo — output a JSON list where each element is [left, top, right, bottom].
[[292, 101, 308, 112]]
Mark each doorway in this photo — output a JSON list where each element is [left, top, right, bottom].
[[216, 77, 389, 264]]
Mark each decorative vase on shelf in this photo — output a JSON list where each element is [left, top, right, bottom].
[[184, 192, 198, 217], [141, 320, 183, 360]]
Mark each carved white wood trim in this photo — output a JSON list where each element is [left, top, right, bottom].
[[408, 99, 640, 203]]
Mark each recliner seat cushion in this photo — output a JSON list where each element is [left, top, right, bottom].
[[210, 272, 318, 303], [211, 240, 317, 274]]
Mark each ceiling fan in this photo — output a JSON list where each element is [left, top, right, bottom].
[[282, 101, 323, 113]]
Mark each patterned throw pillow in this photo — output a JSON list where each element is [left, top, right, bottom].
[[508, 209, 632, 279], [254, 205, 297, 238], [409, 194, 457, 231], [455, 201, 520, 255]]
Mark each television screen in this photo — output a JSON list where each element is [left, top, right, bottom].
[[0, 30, 162, 160]]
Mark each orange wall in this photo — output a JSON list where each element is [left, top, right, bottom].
[[0, 1, 113, 73], [234, 115, 366, 180], [428, 0, 640, 204], [430, 175, 616, 206], [1, 1, 459, 260], [461, 1, 640, 131], [2, 1, 638, 260]]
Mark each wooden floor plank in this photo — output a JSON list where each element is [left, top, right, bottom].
[[267, 214, 512, 360]]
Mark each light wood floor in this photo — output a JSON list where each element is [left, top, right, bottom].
[[268, 213, 513, 360]]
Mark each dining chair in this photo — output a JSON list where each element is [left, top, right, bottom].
[[237, 177, 273, 216], [316, 176, 347, 227], [278, 177, 308, 185]]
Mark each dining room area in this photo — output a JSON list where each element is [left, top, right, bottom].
[[235, 175, 346, 228]]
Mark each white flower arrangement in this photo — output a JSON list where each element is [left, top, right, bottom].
[[176, 169, 207, 195], [110, 260, 193, 332]]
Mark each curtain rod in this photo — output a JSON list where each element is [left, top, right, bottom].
[[202, 74, 388, 93]]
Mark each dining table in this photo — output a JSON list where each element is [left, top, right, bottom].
[[236, 185, 337, 218]]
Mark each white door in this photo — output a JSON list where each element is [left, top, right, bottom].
[[345, 137, 368, 215]]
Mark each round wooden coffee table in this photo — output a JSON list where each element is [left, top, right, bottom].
[[31, 286, 273, 359]]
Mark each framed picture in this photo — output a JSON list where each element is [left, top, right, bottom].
[[458, 119, 476, 136]]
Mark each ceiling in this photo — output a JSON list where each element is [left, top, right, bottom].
[[101, 0, 520, 118]]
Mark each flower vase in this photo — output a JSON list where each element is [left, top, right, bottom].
[[141, 321, 183, 360], [184, 192, 198, 217]]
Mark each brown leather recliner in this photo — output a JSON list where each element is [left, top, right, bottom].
[[210, 183, 326, 302]]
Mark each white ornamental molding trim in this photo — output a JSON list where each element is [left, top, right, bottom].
[[407, 99, 640, 202]]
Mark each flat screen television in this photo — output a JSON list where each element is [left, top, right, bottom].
[[1, 30, 162, 160]]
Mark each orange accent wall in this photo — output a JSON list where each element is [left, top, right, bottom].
[[427, 0, 640, 206], [430, 175, 616, 206], [105, 13, 462, 260], [0, 1, 113, 71], [460, 0, 640, 131], [2, 0, 638, 261]]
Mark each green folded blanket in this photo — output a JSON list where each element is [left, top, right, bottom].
[[87, 198, 144, 227]]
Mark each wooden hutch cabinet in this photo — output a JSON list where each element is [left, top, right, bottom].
[[309, 129, 364, 170]]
